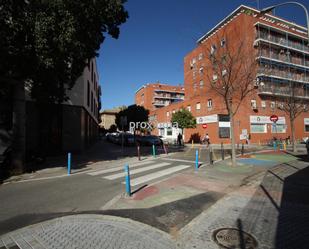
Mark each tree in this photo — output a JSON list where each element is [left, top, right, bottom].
[[115, 105, 149, 132], [204, 31, 257, 167], [275, 83, 308, 152], [0, 0, 128, 172], [171, 109, 196, 135]]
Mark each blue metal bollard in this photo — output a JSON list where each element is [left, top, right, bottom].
[[273, 141, 277, 151], [124, 164, 131, 196], [195, 149, 199, 171], [152, 144, 156, 157], [67, 153, 71, 175]]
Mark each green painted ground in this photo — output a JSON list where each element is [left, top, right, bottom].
[[254, 153, 297, 163]]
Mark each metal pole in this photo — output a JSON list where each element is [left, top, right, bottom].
[[241, 143, 244, 155], [67, 152, 71, 175], [195, 149, 199, 170], [124, 164, 131, 196], [209, 146, 213, 165], [152, 144, 156, 157], [137, 144, 141, 161], [221, 142, 224, 160]]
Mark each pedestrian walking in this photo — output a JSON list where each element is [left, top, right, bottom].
[[177, 133, 182, 146], [202, 133, 210, 147]]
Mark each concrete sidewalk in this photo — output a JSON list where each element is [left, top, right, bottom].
[[0, 215, 176, 249]]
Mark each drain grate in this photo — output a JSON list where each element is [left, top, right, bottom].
[[212, 228, 258, 249]]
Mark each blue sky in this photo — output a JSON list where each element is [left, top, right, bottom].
[[97, 0, 308, 110]]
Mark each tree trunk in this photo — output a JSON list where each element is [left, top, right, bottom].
[[230, 112, 237, 167], [290, 117, 297, 153], [11, 82, 26, 174]]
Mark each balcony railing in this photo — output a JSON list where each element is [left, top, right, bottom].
[[256, 30, 309, 53], [258, 84, 309, 99], [257, 55, 309, 71]]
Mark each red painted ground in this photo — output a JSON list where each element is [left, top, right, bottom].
[[132, 186, 159, 200]]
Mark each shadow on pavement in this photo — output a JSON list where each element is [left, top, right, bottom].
[[275, 163, 309, 249], [0, 191, 222, 236]]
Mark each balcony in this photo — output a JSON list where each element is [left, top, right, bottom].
[[258, 84, 309, 100], [255, 23, 309, 53], [257, 55, 309, 71], [153, 94, 184, 100]]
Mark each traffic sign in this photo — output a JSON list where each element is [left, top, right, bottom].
[[270, 115, 278, 123], [202, 124, 208, 129]]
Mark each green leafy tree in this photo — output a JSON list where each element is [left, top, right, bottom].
[[171, 109, 196, 134], [115, 105, 149, 132], [0, 0, 128, 172]]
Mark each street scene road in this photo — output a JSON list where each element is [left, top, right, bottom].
[[1, 1, 309, 249]]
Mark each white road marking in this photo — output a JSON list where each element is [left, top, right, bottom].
[[163, 158, 204, 164], [103, 162, 171, 180], [88, 160, 155, 176], [125, 165, 190, 186]]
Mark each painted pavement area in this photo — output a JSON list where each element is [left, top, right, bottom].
[[1, 151, 308, 249]]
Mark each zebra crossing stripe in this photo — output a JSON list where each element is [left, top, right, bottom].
[[88, 160, 155, 176], [125, 165, 190, 186], [104, 162, 171, 180]]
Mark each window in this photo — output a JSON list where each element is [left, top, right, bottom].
[[207, 99, 213, 108], [222, 69, 227, 76], [193, 71, 196, 79], [212, 74, 218, 81], [198, 53, 203, 60], [305, 124, 309, 132], [172, 110, 175, 114], [219, 127, 230, 138], [251, 100, 257, 109], [220, 38, 226, 47], [87, 81, 90, 107], [167, 128, 172, 136], [159, 128, 164, 136], [251, 124, 267, 133], [166, 111, 170, 117], [192, 57, 196, 64], [187, 105, 191, 112], [199, 67, 204, 74], [270, 101, 275, 109], [196, 102, 201, 110], [261, 101, 266, 108], [271, 124, 286, 133], [199, 80, 204, 88], [210, 44, 217, 55]]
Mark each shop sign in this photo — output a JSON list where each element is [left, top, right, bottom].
[[250, 115, 285, 124], [196, 114, 218, 124]]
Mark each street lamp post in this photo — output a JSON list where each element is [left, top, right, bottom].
[[260, 1, 309, 42]]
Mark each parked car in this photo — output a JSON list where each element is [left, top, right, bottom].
[[137, 135, 162, 146]]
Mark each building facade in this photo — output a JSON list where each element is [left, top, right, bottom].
[[99, 108, 121, 130], [135, 83, 184, 111], [150, 5, 309, 144], [26, 58, 101, 155]]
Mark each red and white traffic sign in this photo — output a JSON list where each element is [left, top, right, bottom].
[[202, 124, 208, 129], [270, 115, 278, 123]]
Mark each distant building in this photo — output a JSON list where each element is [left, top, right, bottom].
[[135, 83, 184, 111], [99, 108, 121, 130], [26, 58, 101, 154], [150, 5, 309, 144]]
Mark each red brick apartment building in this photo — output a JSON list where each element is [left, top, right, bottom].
[[135, 83, 185, 111], [149, 5, 309, 144]]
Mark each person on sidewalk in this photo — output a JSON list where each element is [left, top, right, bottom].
[[177, 133, 182, 146], [202, 133, 210, 147]]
